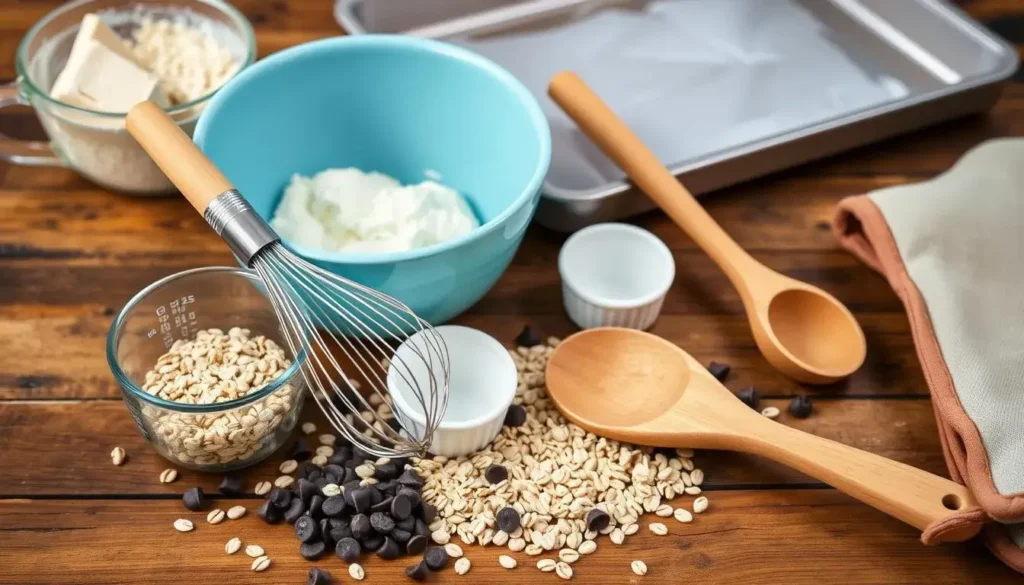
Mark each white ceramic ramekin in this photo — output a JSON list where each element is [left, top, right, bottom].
[[388, 325, 517, 457], [558, 223, 675, 330]]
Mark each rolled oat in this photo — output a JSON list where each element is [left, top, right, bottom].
[[498, 555, 517, 569], [158, 468, 177, 483], [454, 557, 471, 575], [631, 560, 648, 576], [225, 537, 241, 554], [110, 447, 126, 466]]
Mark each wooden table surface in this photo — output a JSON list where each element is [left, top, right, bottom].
[[1, 1, 1023, 583]]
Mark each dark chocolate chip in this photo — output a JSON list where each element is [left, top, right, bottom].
[[322, 496, 347, 518], [309, 495, 324, 519], [737, 386, 760, 410], [298, 461, 318, 479], [329, 448, 352, 466], [503, 404, 527, 427], [424, 546, 449, 571], [329, 524, 352, 542], [586, 508, 610, 532], [323, 464, 346, 479], [218, 474, 243, 495], [335, 537, 361, 563], [376, 536, 402, 560], [406, 534, 428, 555], [390, 528, 412, 545], [352, 487, 373, 514], [320, 518, 335, 548], [308, 567, 332, 585], [270, 488, 293, 510], [484, 464, 509, 485], [405, 560, 430, 581], [351, 513, 372, 540], [300, 540, 327, 561], [291, 438, 313, 461], [419, 502, 437, 525], [343, 481, 362, 504], [377, 481, 397, 495], [371, 497, 394, 514], [297, 479, 320, 503], [370, 512, 395, 534], [368, 486, 384, 506], [284, 497, 307, 523], [330, 517, 350, 530], [707, 361, 731, 382], [361, 534, 384, 551], [375, 461, 399, 481], [413, 518, 431, 538], [397, 469, 423, 489], [182, 487, 206, 511], [314, 478, 329, 490], [496, 506, 520, 533], [307, 470, 324, 483], [395, 515, 417, 532], [295, 515, 320, 543], [391, 493, 414, 520], [257, 500, 282, 524], [515, 324, 544, 347], [789, 395, 813, 418]]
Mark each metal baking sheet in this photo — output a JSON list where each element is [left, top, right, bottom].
[[336, 0, 1019, 232]]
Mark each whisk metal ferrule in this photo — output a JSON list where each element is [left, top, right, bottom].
[[204, 190, 281, 266]]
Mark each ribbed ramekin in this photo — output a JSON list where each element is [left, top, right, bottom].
[[558, 223, 675, 330]]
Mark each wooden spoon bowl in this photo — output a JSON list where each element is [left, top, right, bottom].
[[546, 328, 980, 542]]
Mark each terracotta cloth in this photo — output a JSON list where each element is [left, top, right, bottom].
[[833, 138, 1024, 572]]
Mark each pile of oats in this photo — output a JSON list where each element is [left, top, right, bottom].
[[410, 338, 708, 574], [139, 327, 300, 468]]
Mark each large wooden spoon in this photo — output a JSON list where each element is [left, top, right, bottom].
[[548, 72, 866, 384], [545, 328, 981, 542]]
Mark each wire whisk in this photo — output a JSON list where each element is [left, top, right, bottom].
[[126, 102, 450, 458]]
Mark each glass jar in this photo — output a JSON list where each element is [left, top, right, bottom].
[[107, 266, 307, 472]]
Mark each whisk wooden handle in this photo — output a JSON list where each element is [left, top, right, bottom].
[[126, 101, 235, 215]]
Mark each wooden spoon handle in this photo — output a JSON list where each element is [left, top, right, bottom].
[[745, 420, 981, 542], [126, 101, 234, 215], [548, 72, 756, 285]]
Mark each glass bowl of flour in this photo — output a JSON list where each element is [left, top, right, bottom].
[[2, 0, 255, 194]]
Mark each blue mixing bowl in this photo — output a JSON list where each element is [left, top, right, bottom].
[[194, 35, 551, 325]]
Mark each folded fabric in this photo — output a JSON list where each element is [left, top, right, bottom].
[[833, 138, 1024, 572]]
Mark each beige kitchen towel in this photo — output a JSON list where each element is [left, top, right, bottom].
[[833, 138, 1024, 572]]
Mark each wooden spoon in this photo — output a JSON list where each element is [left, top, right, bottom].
[[546, 328, 981, 542], [548, 72, 866, 384]]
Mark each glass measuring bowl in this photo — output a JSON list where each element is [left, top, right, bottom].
[[107, 267, 307, 472], [1, 0, 255, 194]]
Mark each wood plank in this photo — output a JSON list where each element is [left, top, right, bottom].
[[0, 309, 924, 400], [0, 398, 948, 496], [0, 493, 1015, 584]]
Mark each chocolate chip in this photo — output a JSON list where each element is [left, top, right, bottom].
[[405, 560, 430, 581], [504, 404, 527, 427], [284, 497, 307, 523], [309, 494, 324, 519], [515, 324, 544, 347], [396, 515, 417, 533], [308, 567, 332, 585], [314, 478, 330, 490], [361, 534, 384, 551], [419, 503, 437, 525], [322, 496, 347, 518], [301, 540, 327, 561], [291, 438, 313, 461], [376, 536, 402, 560], [738, 386, 760, 410], [390, 528, 412, 545], [320, 518, 334, 547], [323, 464, 346, 479], [397, 469, 423, 489], [424, 546, 449, 570], [413, 519, 431, 538], [368, 486, 384, 506], [789, 395, 813, 418], [257, 500, 282, 524], [270, 488, 293, 510], [586, 508, 610, 532], [295, 515, 320, 543], [182, 487, 206, 511], [330, 517, 350, 530], [298, 461, 318, 479], [406, 534, 428, 555], [370, 511, 395, 534], [307, 470, 324, 483], [352, 487, 373, 514], [296, 479, 320, 503], [218, 474, 243, 495], [391, 493, 414, 520], [496, 506, 520, 533], [351, 513, 372, 540], [371, 497, 394, 514], [484, 464, 509, 484], [329, 448, 352, 466], [707, 361, 731, 381], [375, 461, 399, 481], [343, 481, 362, 504], [377, 481, 397, 495], [330, 524, 352, 542], [335, 537, 361, 563]]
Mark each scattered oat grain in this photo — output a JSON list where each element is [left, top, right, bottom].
[[431, 529, 451, 545], [498, 555, 517, 569], [444, 543, 464, 558], [245, 544, 264, 557], [610, 528, 625, 545], [555, 561, 573, 580], [558, 548, 580, 564], [207, 509, 225, 524], [274, 475, 294, 489], [110, 447, 126, 466], [251, 555, 271, 572], [673, 508, 693, 523], [301, 422, 317, 435], [537, 559, 557, 572], [578, 541, 597, 555], [279, 460, 298, 474], [349, 563, 365, 581], [761, 406, 780, 419], [225, 537, 241, 554], [525, 544, 543, 556], [654, 504, 673, 517], [693, 496, 709, 514], [649, 522, 668, 535], [159, 468, 178, 484], [227, 505, 246, 520], [454, 557, 471, 575], [631, 560, 648, 576], [254, 481, 272, 495], [173, 518, 193, 532], [319, 434, 336, 447]]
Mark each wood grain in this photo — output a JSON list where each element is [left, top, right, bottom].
[[0, 398, 949, 496], [0, 494, 1017, 585]]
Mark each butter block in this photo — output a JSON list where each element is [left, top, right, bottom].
[[51, 39, 166, 113]]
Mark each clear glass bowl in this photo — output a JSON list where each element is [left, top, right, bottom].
[[107, 267, 307, 472]]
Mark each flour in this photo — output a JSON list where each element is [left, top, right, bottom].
[[270, 168, 481, 254]]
